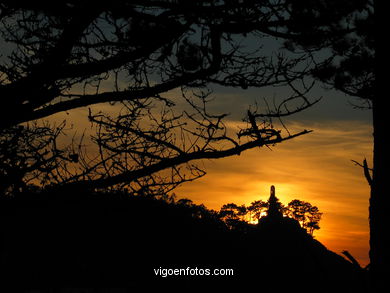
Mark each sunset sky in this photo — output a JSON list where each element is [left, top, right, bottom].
[[0, 3, 375, 288], [176, 119, 372, 266], [173, 86, 373, 267], [2, 8, 371, 266], [56, 82, 373, 267]]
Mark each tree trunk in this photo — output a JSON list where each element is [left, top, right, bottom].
[[369, 4, 389, 288], [369, 99, 389, 291]]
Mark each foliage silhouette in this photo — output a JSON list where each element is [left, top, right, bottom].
[[286, 199, 322, 235], [280, 1, 381, 289], [0, 1, 375, 291], [247, 199, 268, 221], [218, 190, 322, 236], [0, 0, 336, 195], [0, 188, 367, 292]]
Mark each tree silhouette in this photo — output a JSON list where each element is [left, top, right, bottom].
[[269, 1, 380, 288], [0, 2, 373, 290], [0, 188, 365, 290], [219, 203, 248, 229], [219, 203, 247, 220], [280, 0, 381, 288], [318, 6, 382, 289], [0, 122, 69, 196], [247, 200, 268, 221], [305, 206, 322, 235], [219, 192, 322, 236], [286, 199, 322, 235], [0, 1, 322, 195]]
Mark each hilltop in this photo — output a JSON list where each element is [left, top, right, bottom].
[[0, 188, 367, 292]]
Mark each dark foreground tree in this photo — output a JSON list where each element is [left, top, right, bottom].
[[283, 0, 382, 290], [0, 1, 327, 195], [0, 2, 373, 272], [254, 0, 379, 289], [0, 123, 65, 194], [0, 1, 372, 290]]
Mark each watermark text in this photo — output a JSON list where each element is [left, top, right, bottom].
[[154, 266, 234, 278]]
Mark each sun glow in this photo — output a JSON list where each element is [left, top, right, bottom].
[[176, 120, 372, 266], [48, 104, 372, 267]]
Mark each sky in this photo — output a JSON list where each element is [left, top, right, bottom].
[[175, 119, 372, 266], [0, 11, 373, 267], [172, 86, 372, 266], [53, 83, 373, 267]]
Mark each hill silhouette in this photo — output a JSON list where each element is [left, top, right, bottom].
[[0, 188, 367, 292]]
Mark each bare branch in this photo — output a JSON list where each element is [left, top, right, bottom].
[[352, 158, 373, 186]]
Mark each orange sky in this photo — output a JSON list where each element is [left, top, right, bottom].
[[1, 8, 373, 270], [175, 120, 372, 266], [49, 89, 373, 267]]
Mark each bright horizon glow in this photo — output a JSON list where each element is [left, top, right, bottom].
[[49, 102, 372, 267], [175, 120, 372, 267]]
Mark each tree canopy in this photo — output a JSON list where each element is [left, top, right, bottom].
[[0, 0, 377, 289], [218, 196, 322, 236], [2, 0, 340, 195]]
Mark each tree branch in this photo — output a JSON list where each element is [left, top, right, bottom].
[[351, 158, 373, 186], [59, 129, 311, 191]]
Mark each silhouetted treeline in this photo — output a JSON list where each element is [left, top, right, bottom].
[[218, 196, 322, 235], [0, 189, 367, 292]]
